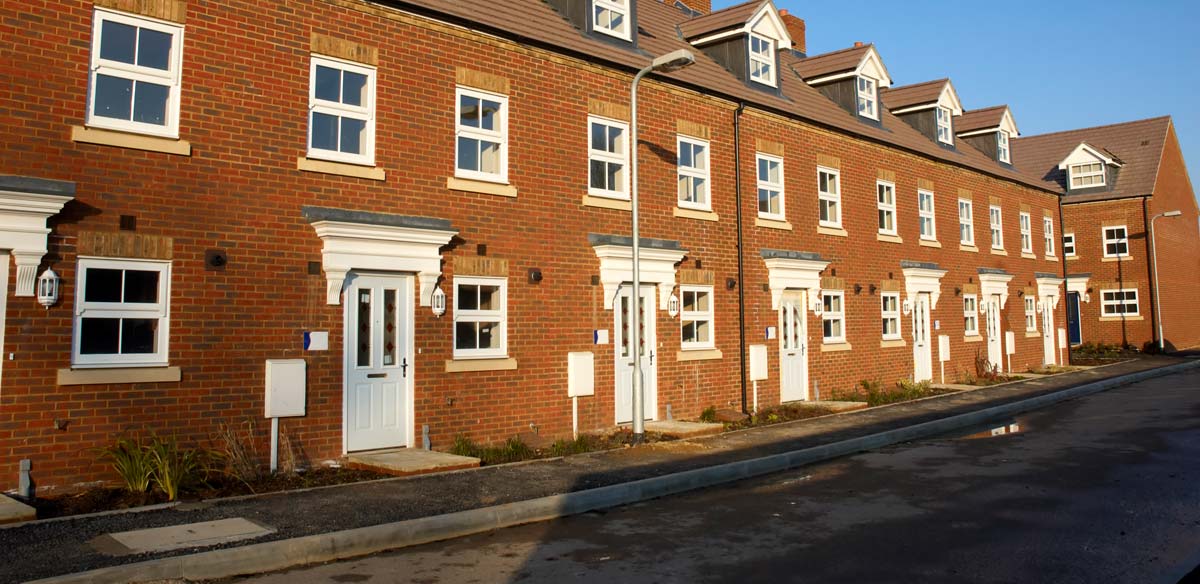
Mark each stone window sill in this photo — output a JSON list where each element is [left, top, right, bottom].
[[676, 348, 723, 362], [1066, 255, 1080, 261], [1025, 331, 1041, 338], [959, 244, 978, 253], [582, 195, 631, 211], [1021, 252, 1037, 260], [445, 357, 518, 372], [57, 366, 181, 386], [1099, 315, 1144, 322], [821, 342, 852, 352], [673, 207, 719, 222], [1044, 256, 1059, 262], [880, 338, 906, 348], [919, 239, 942, 249], [877, 233, 903, 244], [447, 176, 518, 198], [817, 226, 848, 237], [964, 335, 983, 343], [755, 217, 792, 231], [990, 248, 1008, 256], [297, 157, 386, 181], [72, 126, 191, 156]]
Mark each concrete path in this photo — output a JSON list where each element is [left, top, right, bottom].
[[0, 494, 35, 525], [3, 356, 1193, 583]]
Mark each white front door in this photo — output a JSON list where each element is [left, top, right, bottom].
[[345, 273, 412, 451], [614, 285, 656, 424], [1042, 298, 1057, 366], [912, 293, 933, 382], [985, 296, 1003, 372], [779, 291, 809, 402]]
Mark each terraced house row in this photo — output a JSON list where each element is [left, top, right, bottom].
[[0, 0, 1196, 490]]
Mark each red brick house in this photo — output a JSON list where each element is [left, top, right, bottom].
[[1014, 117, 1200, 351], [0, 0, 1179, 491]]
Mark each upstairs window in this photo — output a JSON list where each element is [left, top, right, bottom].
[[88, 9, 184, 138], [918, 190, 937, 240], [856, 76, 878, 120], [1064, 232, 1076, 257], [749, 34, 775, 87], [963, 295, 979, 336], [997, 130, 1011, 163], [454, 277, 508, 359], [309, 56, 376, 166], [989, 205, 1004, 250], [680, 286, 715, 350], [1069, 162, 1105, 188], [958, 199, 975, 246], [677, 136, 711, 211], [1019, 212, 1033, 254], [818, 167, 841, 228], [936, 107, 953, 144], [73, 258, 171, 368], [1044, 216, 1056, 256], [1103, 226, 1128, 257], [756, 153, 784, 220], [593, 0, 631, 40], [877, 181, 896, 236], [456, 87, 508, 183], [588, 116, 629, 199]]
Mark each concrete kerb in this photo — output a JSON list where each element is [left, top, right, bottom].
[[30, 360, 1200, 584]]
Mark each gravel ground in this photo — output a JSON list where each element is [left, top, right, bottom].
[[0, 356, 1183, 582]]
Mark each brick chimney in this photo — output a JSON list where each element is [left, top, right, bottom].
[[778, 9, 806, 55], [676, 0, 711, 14]]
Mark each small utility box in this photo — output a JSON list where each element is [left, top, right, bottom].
[[1058, 328, 1067, 347], [749, 344, 768, 381], [567, 352, 595, 397], [265, 359, 306, 418], [938, 335, 950, 362], [1005, 331, 1016, 354]]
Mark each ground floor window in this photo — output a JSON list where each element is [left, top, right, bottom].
[[680, 286, 714, 349], [1025, 297, 1037, 331], [1101, 289, 1139, 316], [454, 277, 507, 358], [881, 292, 900, 340], [963, 294, 978, 336], [73, 257, 171, 367], [822, 291, 845, 343]]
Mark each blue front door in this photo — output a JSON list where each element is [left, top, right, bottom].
[[1067, 292, 1082, 345]]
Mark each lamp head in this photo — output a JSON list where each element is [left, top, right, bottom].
[[1163, 210, 1183, 217], [650, 49, 696, 72]]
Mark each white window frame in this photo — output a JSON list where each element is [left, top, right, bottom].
[[87, 8, 184, 138], [918, 189, 937, 241], [877, 180, 897, 236], [1069, 162, 1106, 189], [822, 290, 846, 343], [1019, 212, 1033, 254], [1064, 232, 1076, 257], [592, 0, 631, 41], [587, 116, 630, 199], [1024, 296, 1037, 332], [453, 276, 508, 359], [936, 106, 953, 145], [748, 33, 776, 87], [997, 130, 1011, 164], [677, 135, 711, 211], [307, 55, 376, 166], [881, 292, 901, 341], [1101, 289, 1139, 317], [989, 205, 1004, 250], [1103, 225, 1129, 258], [72, 257, 171, 368], [1044, 216, 1056, 257], [856, 76, 878, 120], [963, 294, 979, 336], [756, 153, 785, 221], [818, 167, 841, 228], [455, 86, 509, 184], [958, 199, 975, 246], [680, 285, 715, 351]]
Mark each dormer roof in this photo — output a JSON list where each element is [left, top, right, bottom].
[[1057, 142, 1124, 170], [881, 78, 962, 116], [792, 43, 891, 87], [679, 0, 791, 50], [956, 105, 1019, 137]]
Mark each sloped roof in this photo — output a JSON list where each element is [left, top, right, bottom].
[[956, 106, 1009, 134], [1012, 117, 1171, 203], [880, 79, 947, 111], [790, 44, 872, 80], [677, 0, 763, 39]]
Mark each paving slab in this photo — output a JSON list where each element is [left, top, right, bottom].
[[0, 494, 35, 525], [645, 420, 724, 438], [810, 401, 870, 413], [90, 518, 275, 556], [345, 449, 480, 476]]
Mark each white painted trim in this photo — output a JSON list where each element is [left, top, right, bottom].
[[1057, 142, 1122, 170], [87, 8, 185, 139], [756, 152, 786, 222], [307, 55, 377, 166], [902, 265, 948, 310], [592, 0, 632, 41], [817, 166, 841, 228], [876, 180, 897, 236], [677, 135, 712, 212], [0, 252, 7, 393], [688, 2, 792, 50], [454, 86, 509, 184], [592, 244, 687, 310], [1036, 276, 1064, 310], [0, 190, 72, 296], [978, 272, 1014, 309], [452, 276, 508, 359], [1066, 275, 1089, 298], [309, 220, 457, 306], [71, 257, 171, 368], [587, 115, 631, 199], [763, 256, 829, 309], [1102, 225, 1129, 258], [679, 284, 716, 351]]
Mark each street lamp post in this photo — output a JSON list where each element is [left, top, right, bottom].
[[630, 49, 695, 443], [1149, 209, 1182, 352]]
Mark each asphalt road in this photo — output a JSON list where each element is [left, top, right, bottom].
[[232, 370, 1200, 584]]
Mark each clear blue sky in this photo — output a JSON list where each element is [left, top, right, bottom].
[[717, 0, 1200, 200]]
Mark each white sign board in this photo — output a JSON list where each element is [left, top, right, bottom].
[[567, 351, 595, 397], [1058, 328, 1068, 347], [938, 335, 950, 362], [593, 329, 609, 345], [749, 344, 768, 381], [265, 359, 306, 418], [1005, 331, 1017, 355]]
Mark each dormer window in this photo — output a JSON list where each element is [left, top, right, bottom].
[[1069, 162, 1105, 188], [997, 130, 1011, 163], [857, 76, 878, 120], [749, 34, 775, 87], [593, 0, 630, 40], [936, 107, 953, 145]]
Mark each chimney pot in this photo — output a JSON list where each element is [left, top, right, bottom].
[[854, 41, 864, 48]]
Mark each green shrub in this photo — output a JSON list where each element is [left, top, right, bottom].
[[146, 436, 214, 501], [98, 436, 154, 494], [698, 406, 718, 423], [550, 435, 595, 457], [448, 434, 535, 465]]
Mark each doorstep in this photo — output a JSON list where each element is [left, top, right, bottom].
[[0, 494, 35, 525], [345, 449, 481, 477], [645, 420, 725, 439]]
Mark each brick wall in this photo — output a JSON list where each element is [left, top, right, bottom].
[[1147, 123, 1200, 350]]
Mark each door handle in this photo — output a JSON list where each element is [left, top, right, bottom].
[[401, 358, 408, 378], [649, 351, 655, 365], [367, 373, 386, 379]]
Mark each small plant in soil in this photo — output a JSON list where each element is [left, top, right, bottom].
[[833, 379, 957, 406], [721, 403, 837, 431], [146, 436, 218, 501], [97, 436, 155, 496], [698, 406, 718, 423]]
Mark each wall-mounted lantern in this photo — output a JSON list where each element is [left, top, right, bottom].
[[902, 298, 913, 315], [811, 298, 824, 316], [668, 293, 679, 318], [37, 269, 59, 309], [431, 286, 446, 318]]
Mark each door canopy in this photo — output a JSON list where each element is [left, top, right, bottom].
[[901, 260, 948, 309], [762, 249, 830, 309], [1036, 272, 1064, 309], [0, 176, 74, 296], [978, 267, 1014, 308]]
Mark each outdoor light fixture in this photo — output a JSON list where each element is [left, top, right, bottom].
[[869, 284, 877, 295], [726, 278, 737, 290], [668, 293, 679, 318], [954, 287, 962, 296], [811, 298, 824, 316], [1150, 210, 1183, 351], [853, 284, 862, 295], [629, 48, 696, 444], [431, 286, 446, 317], [37, 268, 59, 309], [902, 299, 913, 315]]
